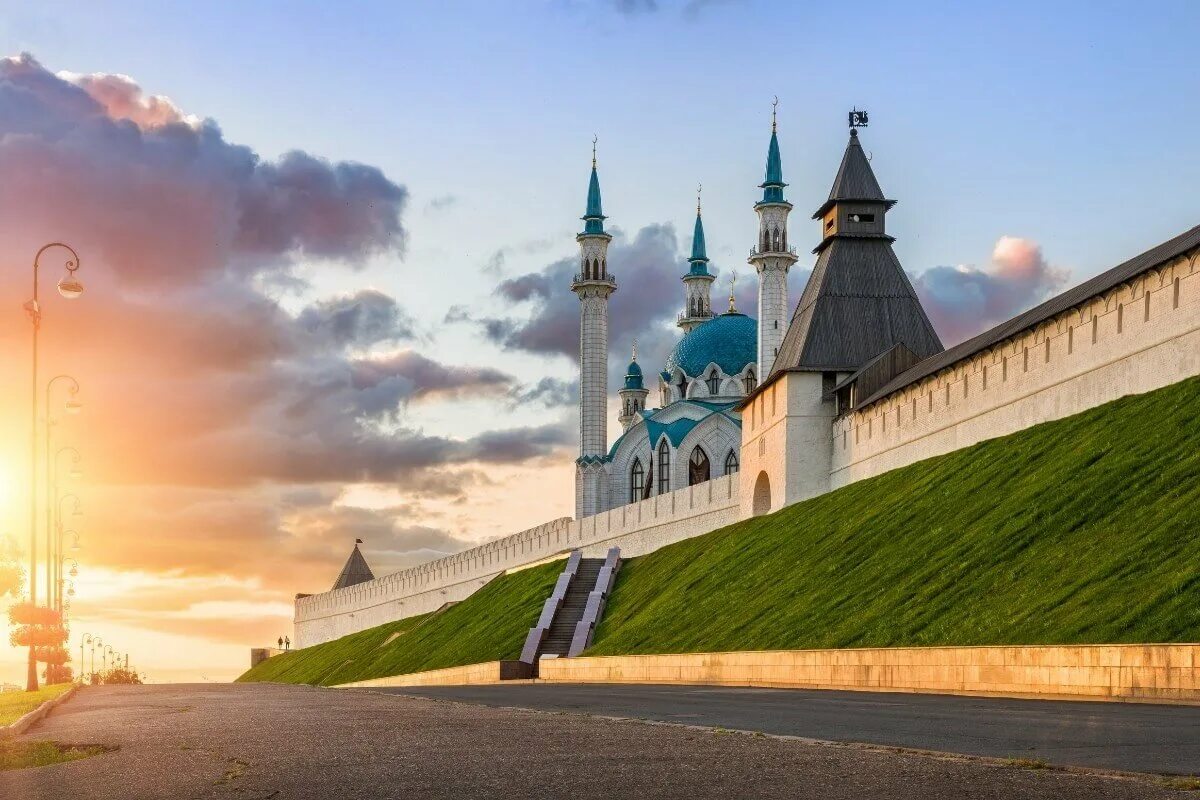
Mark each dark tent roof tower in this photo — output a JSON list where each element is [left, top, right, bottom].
[[772, 128, 943, 376], [331, 542, 375, 591]]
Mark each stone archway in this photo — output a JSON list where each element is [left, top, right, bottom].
[[752, 471, 771, 516]]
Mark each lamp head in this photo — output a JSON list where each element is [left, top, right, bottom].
[[69, 468, 83, 480], [69, 566, 78, 577], [57, 275, 84, 299], [67, 585, 75, 597], [65, 399, 82, 415]]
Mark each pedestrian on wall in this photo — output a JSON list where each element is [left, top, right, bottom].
[[284, 636, 290, 651], [277, 636, 283, 649]]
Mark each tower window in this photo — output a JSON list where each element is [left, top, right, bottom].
[[847, 213, 875, 223], [629, 458, 644, 504], [657, 439, 671, 494], [724, 450, 739, 475], [688, 446, 710, 486], [744, 370, 757, 393], [707, 369, 720, 395], [677, 374, 688, 400]]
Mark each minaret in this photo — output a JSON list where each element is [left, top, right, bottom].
[[617, 341, 649, 431], [748, 99, 798, 377], [571, 140, 617, 519], [678, 186, 716, 333]]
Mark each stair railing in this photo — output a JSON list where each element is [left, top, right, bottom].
[[568, 547, 621, 657], [519, 550, 582, 665]]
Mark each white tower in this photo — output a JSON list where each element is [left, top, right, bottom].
[[748, 101, 797, 378], [617, 342, 649, 431], [572, 142, 617, 519], [678, 188, 716, 333]]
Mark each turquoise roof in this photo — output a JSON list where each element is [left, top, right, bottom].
[[581, 166, 606, 235], [686, 212, 712, 278], [758, 130, 787, 205], [661, 311, 758, 379], [623, 359, 644, 390], [605, 400, 742, 459]]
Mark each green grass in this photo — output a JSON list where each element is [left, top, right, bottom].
[[237, 560, 562, 685], [587, 376, 1200, 655], [0, 740, 112, 771], [0, 683, 73, 726]]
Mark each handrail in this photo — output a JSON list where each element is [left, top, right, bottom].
[[568, 547, 621, 657], [519, 550, 582, 664]]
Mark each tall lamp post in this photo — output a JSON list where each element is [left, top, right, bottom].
[[45, 379, 80, 610], [24, 242, 83, 691], [80, 633, 93, 685], [102, 644, 113, 674], [50, 445, 81, 610]]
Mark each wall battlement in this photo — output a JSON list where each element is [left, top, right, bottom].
[[294, 474, 739, 647]]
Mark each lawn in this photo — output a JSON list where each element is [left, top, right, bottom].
[[588, 375, 1200, 655], [0, 740, 112, 771], [237, 560, 561, 685], [0, 683, 73, 726]]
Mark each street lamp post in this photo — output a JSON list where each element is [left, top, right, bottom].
[[50, 443, 81, 611], [54, 490, 82, 611], [91, 637, 102, 681], [80, 633, 93, 685], [24, 242, 83, 691], [45, 379, 80, 612], [102, 644, 113, 674]]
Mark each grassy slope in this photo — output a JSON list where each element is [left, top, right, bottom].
[[0, 683, 73, 725], [589, 376, 1200, 655], [237, 560, 561, 685]]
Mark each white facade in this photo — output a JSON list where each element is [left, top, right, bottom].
[[750, 202, 796, 377]]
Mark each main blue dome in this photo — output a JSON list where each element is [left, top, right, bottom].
[[662, 312, 758, 379]]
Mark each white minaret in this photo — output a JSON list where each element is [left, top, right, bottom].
[[748, 100, 797, 378], [572, 141, 617, 519], [617, 341, 649, 431]]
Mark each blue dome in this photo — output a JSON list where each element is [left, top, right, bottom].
[[662, 312, 758, 379], [623, 359, 644, 390]]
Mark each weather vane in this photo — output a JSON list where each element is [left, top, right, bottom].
[[697, 183, 702, 214], [592, 134, 598, 167], [631, 338, 638, 361], [849, 107, 869, 128], [728, 272, 738, 312], [772, 96, 779, 132]]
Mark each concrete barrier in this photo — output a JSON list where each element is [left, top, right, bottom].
[[0, 685, 78, 737], [336, 661, 505, 688], [535, 645, 1200, 703]]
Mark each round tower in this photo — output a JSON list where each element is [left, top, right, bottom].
[[617, 343, 649, 431], [678, 188, 716, 333], [748, 100, 798, 377], [572, 141, 617, 519]]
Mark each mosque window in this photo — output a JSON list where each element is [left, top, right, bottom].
[[688, 447, 710, 486], [629, 459, 644, 504], [744, 370, 757, 393], [657, 440, 671, 494], [707, 369, 720, 395], [724, 450, 739, 475], [677, 374, 688, 400]]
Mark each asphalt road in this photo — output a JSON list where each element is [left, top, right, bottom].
[[388, 683, 1200, 775], [0, 683, 1187, 799]]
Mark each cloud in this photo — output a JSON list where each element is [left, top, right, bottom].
[[911, 236, 1069, 345], [424, 194, 457, 213], [297, 289, 418, 348], [0, 52, 408, 288], [611, 0, 658, 13]]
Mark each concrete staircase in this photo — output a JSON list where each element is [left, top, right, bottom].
[[538, 557, 604, 657]]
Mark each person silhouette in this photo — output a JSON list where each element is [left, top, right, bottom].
[[277, 636, 283, 649], [284, 636, 291, 651]]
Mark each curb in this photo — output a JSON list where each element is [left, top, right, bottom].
[[0, 685, 79, 738]]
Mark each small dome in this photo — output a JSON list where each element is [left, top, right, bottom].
[[623, 359, 644, 390], [662, 312, 758, 380]]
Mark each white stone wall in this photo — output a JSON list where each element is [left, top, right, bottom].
[[830, 247, 1200, 489], [294, 475, 740, 648]]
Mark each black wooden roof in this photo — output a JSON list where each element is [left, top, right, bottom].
[[771, 236, 944, 375], [856, 223, 1200, 410], [331, 543, 375, 591], [813, 129, 895, 219]]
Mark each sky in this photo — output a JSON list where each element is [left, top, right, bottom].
[[0, 0, 1196, 684]]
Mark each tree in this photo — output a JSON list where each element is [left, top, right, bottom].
[[0, 535, 21, 599]]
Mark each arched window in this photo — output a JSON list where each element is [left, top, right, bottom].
[[676, 374, 688, 401], [629, 459, 644, 504], [688, 446, 710, 486], [744, 370, 757, 393], [657, 439, 670, 494], [724, 450, 739, 475], [707, 369, 721, 395]]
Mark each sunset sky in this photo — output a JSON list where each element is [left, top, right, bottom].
[[1, 0, 1198, 684]]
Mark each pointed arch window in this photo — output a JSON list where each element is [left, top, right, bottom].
[[744, 369, 757, 394], [688, 446, 710, 486], [629, 458, 644, 503], [707, 369, 721, 395], [676, 374, 688, 401], [724, 450, 739, 476], [657, 439, 671, 494]]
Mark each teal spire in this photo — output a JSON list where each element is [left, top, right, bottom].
[[581, 138, 606, 235], [688, 186, 711, 275], [758, 100, 787, 205]]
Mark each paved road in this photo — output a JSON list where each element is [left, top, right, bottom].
[[0, 684, 1185, 799], [388, 683, 1200, 775]]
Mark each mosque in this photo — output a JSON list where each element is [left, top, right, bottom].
[[573, 108, 941, 518]]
